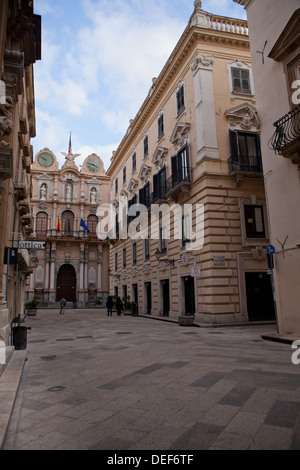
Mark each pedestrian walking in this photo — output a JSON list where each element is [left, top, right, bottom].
[[59, 297, 67, 315], [116, 297, 123, 316], [72, 297, 77, 309], [106, 296, 113, 316]]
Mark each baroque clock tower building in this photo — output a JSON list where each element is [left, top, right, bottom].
[[27, 147, 110, 308]]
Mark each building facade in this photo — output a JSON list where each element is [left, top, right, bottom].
[[0, 0, 41, 344], [234, 0, 300, 335], [106, 1, 274, 325], [28, 148, 110, 308]]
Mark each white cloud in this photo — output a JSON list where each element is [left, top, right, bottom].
[[33, 0, 247, 162]]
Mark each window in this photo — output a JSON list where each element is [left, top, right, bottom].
[[132, 243, 137, 264], [128, 194, 137, 223], [153, 166, 167, 202], [231, 68, 251, 94], [145, 237, 150, 260], [143, 135, 149, 158], [139, 181, 151, 208], [123, 248, 126, 268], [132, 152, 136, 173], [115, 177, 118, 194], [122, 166, 126, 185], [114, 252, 118, 270], [244, 205, 266, 238], [87, 215, 98, 238], [176, 83, 185, 115], [229, 131, 262, 172], [160, 225, 167, 253], [36, 212, 48, 237], [171, 145, 190, 187], [158, 113, 164, 140], [182, 212, 191, 246], [62, 211, 74, 235]]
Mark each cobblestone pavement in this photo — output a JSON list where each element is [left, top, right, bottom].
[[2, 309, 300, 450]]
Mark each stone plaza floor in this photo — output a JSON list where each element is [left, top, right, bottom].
[[1, 308, 300, 450]]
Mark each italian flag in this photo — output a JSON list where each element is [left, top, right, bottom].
[[68, 132, 72, 154], [57, 217, 61, 233]]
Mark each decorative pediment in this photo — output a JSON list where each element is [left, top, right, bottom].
[[138, 163, 151, 184], [152, 146, 168, 171], [36, 173, 54, 181], [170, 122, 191, 151], [225, 103, 260, 130], [127, 178, 138, 197], [268, 9, 300, 62]]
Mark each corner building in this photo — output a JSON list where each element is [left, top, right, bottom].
[[107, 1, 274, 325], [28, 149, 110, 308], [0, 1, 41, 344], [234, 0, 300, 335]]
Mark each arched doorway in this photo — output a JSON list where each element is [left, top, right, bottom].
[[56, 264, 76, 301], [36, 212, 48, 237], [61, 210, 74, 236], [87, 214, 98, 239]]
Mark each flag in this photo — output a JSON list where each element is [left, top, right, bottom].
[[80, 218, 90, 232], [68, 132, 72, 154], [57, 217, 61, 233]]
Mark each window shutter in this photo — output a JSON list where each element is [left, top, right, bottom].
[[153, 173, 158, 200], [171, 155, 178, 186], [229, 130, 239, 160]]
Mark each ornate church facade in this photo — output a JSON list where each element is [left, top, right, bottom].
[[27, 148, 110, 308]]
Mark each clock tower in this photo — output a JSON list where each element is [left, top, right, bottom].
[[28, 148, 111, 309]]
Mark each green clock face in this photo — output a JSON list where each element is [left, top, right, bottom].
[[86, 157, 101, 173], [38, 152, 54, 168]]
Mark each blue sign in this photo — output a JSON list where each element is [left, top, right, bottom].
[[267, 245, 276, 255]]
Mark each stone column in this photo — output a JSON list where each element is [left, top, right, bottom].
[[190, 53, 219, 162]]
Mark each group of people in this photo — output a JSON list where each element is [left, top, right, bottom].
[[59, 296, 124, 316], [106, 296, 123, 316]]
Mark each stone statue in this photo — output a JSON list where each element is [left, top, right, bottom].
[[90, 188, 97, 204], [40, 184, 47, 201], [66, 183, 72, 201]]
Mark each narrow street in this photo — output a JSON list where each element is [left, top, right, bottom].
[[2, 309, 300, 450]]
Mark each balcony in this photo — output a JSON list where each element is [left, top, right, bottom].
[[228, 154, 263, 186], [34, 230, 99, 241], [270, 106, 300, 163], [166, 167, 192, 202]]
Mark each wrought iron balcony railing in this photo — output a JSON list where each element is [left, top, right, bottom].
[[270, 105, 300, 155], [34, 230, 99, 240], [228, 154, 263, 174]]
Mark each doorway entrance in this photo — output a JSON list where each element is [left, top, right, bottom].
[[162, 280, 170, 317], [145, 282, 152, 315], [56, 264, 76, 301], [245, 272, 275, 321], [184, 276, 195, 315]]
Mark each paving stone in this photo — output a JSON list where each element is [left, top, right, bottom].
[[1, 309, 300, 450]]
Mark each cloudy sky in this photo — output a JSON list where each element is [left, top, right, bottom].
[[33, 0, 246, 171]]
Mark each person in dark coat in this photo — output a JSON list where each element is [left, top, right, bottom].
[[106, 296, 113, 316], [116, 297, 123, 316]]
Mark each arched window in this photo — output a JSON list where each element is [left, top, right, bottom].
[[62, 210, 74, 236], [36, 212, 48, 237], [87, 215, 98, 239]]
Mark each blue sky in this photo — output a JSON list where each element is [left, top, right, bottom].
[[33, 0, 246, 171]]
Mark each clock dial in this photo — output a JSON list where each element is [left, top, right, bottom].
[[86, 157, 101, 173], [38, 152, 54, 168]]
